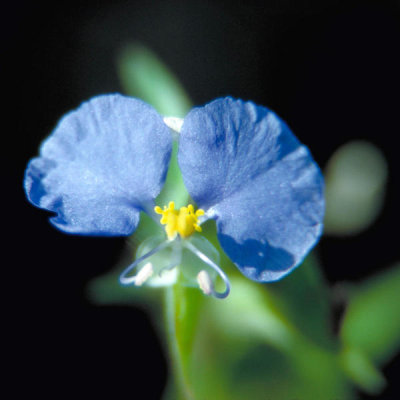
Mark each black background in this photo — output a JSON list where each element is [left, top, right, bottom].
[[4, 0, 400, 398]]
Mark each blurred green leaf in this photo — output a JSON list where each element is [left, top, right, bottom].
[[270, 254, 335, 349], [324, 140, 388, 236], [340, 346, 386, 394], [86, 247, 164, 316], [208, 275, 297, 350], [117, 43, 192, 117], [340, 263, 400, 365]]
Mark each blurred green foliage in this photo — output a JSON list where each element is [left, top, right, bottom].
[[117, 43, 192, 117], [337, 264, 400, 395]]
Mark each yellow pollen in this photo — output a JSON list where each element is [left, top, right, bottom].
[[154, 201, 205, 240]]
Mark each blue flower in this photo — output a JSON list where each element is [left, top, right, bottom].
[[24, 94, 324, 298]]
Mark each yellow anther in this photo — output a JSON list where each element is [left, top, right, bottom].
[[154, 202, 205, 240]]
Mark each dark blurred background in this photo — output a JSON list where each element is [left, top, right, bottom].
[[4, 0, 399, 398]]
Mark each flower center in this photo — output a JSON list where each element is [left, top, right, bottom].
[[119, 202, 230, 298], [155, 201, 205, 240]]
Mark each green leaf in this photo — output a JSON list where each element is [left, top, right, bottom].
[[208, 275, 297, 350], [270, 254, 335, 348], [86, 253, 164, 314], [116, 43, 192, 117], [340, 346, 386, 394], [340, 263, 400, 365]]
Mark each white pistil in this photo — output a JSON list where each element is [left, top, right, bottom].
[[197, 270, 213, 296], [134, 262, 154, 286]]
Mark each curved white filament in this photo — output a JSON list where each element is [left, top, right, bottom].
[[183, 241, 230, 299], [119, 241, 170, 285]]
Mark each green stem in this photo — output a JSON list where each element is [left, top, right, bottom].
[[163, 285, 195, 400]]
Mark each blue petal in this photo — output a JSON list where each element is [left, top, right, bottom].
[[178, 97, 324, 281], [24, 94, 172, 235]]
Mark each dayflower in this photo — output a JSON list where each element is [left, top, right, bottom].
[[24, 94, 324, 298]]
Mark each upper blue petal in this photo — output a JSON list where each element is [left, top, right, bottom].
[[24, 94, 172, 235], [178, 97, 324, 281]]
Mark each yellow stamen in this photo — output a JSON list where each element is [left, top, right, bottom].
[[155, 202, 205, 240]]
